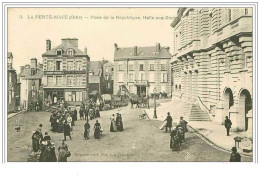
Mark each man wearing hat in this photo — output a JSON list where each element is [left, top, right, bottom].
[[230, 147, 241, 162], [224, 116, 232, 136], [179, 116, 188, 141], [165, 112, 173, 133]]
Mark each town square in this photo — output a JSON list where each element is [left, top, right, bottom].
[[7, 7, 253, 162]]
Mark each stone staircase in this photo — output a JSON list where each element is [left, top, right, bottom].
[[188, 104, 211, 121]]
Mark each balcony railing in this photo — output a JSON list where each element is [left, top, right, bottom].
[[134, 80, 148, 86]]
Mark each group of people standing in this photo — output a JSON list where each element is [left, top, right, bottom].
[[83, 120, 103, 140], [79, 101, 100, 121], [110, 113, 124, 132], [30, 124, 71, 162]]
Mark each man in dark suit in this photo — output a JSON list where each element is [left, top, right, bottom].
[[165, 112, 173, 133], [224, 116, 232, 136], [230, 147, 241, 162]]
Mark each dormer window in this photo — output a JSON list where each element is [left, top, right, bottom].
[[67, 49, 74, 56], [57, 49, 62, 56]]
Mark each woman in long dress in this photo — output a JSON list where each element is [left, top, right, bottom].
[[58, 140, 69, 162], [110, 114, 116, 132], [117, 114, 124, 132], [94, 120, 101, 139]]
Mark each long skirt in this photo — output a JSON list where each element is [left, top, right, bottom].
[[94, 128, 101, 139], [58, 150, 67, 162], [84, 129, 90, 139], [110, 122, 115, 132], [32, 140, 40, 152]]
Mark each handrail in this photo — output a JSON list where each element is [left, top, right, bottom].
[[197, 96, 210, 112]]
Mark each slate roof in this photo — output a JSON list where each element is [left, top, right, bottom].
[[42, 42, 87, 57], [114, 46, 172, 61], [19, 67, 43, 80]]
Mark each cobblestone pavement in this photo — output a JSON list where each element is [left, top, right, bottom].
[[7, 105, 252, 162]]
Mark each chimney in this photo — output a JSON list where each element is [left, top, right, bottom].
[[46, 39, 51, 52], [84, 47, 88, 55], [61, 38, 78, 47], [156, 43, 161, 52], [30, 58, 37, 76], [114, 43, 118, 50], [134, 46, 137, 56]]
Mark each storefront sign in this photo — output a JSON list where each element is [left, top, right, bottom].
[[44, 70, 86, 75]]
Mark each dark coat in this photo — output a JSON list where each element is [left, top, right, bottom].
[[64, 123, 71, 136], [225, 119, 232, 128], [166, 115, 173, 127], [230, 152, 241, 162]]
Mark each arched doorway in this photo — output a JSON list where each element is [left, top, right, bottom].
[[238, 89, 252, 131], [223, 88, 234, 120]]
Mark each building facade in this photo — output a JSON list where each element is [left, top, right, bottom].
[[113, 43, 172, 96], [103, 61, 114, 94], [7, 52, 20, 113], [42, 38, 90, 105], [171, 8, 253, 134], [19, 58, 43, 110]]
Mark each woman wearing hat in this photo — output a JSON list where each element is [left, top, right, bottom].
[[58, 140, 69, 162], [31, 129, 42, 152], [230, 147, 241, 162], [94, 120, 102, 139]]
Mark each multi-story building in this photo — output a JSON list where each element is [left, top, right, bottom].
[[88, 61, 105, 96], [171, 8, 253, 134], [113, 43, 172, 96], [7, 52, 20, 113], [42, 38, 90, 105], [19, 58, 43, 110], [103, 61, 114, 94]]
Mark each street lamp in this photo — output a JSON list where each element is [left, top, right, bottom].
[[153, 88, 157, 118]]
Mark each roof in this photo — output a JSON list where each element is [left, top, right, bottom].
[[89, 75, 100, 84], [8, 52, 13, 58], [19, 67, 43, 80], [114, 46, 172, 61], [42, 42, 87, 57], [89, 61, 104, 70]]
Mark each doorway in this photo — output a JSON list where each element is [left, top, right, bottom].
[[223, 88, 234, 120], [239, 89, 252, 131], [137, 86, 146, 97]]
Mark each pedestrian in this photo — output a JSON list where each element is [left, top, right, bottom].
[[31, 129, 41, 152], [84, 107, 89, 121], [94, 120, 101, 139], [84, 120, 90, 140], [43, 132, 51, 141], [39, 140, 57, 162], [110, 114, 116, 132], [179, 116, 188, 141], [95, 106, 100, 118], [67, 115, 73, 131], [58, 140, 70, 162], [165, 112, 173, 133], [117, 114, 124, 132], [73, 108, 77, 121], [230, 147, 241, 162], [79, 108, 84, 120], [224, 116, 232, 136], [64, 121, 72, 141]]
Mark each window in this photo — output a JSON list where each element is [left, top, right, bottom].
[[76, 92, 82, 101], [161, 64, 166, 70], [67, 76, 74, 86], [118, 72, 123, 82], [105, 75, 109, 80], [149, 72, 155, 82], [47, 60, 54, 71], [12, 87, 14, 98], [67, 61, 74, 71], [107, 83, 111, 89], [118, 64, 123, 71], [241, 53, 246, 69], [9, 91, 11, 104], [75, 61, 82, 70], [111, 68, 114, 72], [139, 64, 144, 71], [129, 64, 134, 71], [56, 76, 62, 86], [150, 64, 155, 70], [179, 85, 181, 90], [56, 61, 61, 71], [9, 73, 12, 82], [67, 50, 74, 56], [225, 56, 230, 71], [161, 73, 168, 82], [140, 73, 144, 81], [228, 9, 232, 22], [245, 8, 248, 15], [105, 68, 109, 72], [47, 76, 54, 86], [57, 50, 62, 56], [76, 76, 81, 86], [129, 73, 134, 82]]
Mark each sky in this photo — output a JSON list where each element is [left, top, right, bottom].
[[8, 8, 178, 71]]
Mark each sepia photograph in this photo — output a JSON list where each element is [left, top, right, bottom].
[[4, 5, 255, 163]]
